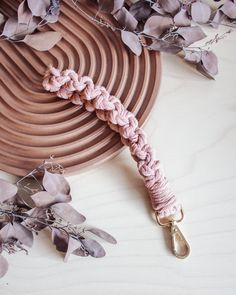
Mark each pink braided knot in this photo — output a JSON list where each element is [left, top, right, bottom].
[[43, 65, 181, 217]]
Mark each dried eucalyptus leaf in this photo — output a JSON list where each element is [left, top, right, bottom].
[[86, 228, 117, 244], [210, 10, 226, 29], [1, 17, 18, 38], [0, 13, 5, 26], [42, 170, 70, 201], [23, 31, 62, 51], [129, 0, 152, 21], [51, 203, 86, 224], [196, 62, 215, 79], [191, 1, 211, 23], [0, 179, 17, 202], [0, 222, 33, 247], [0, 254, 8, 278], [27, 0, 51, 17], [0, 224, 15, 241], [114, 7, 138, 31], [72, 247, 88, 257], [2, 15, 40, 40], [221, 0, 236, 19], [64, 236, 82, 262], [18, 16, 40, 39], [151, 3, 165, 15], [0, 214, 8, 225], [98, 0, 124, 14], [177, 26, 206, 46], [80, 238, 106, 258], [18, 0, 32, 25], [113, 0, 124, 14], [17, 177, 43, 208], [52, 228, 69, 252], [121, 30, 142, 56], [44, 13, 59, 23], [159, 0, 180, 16], [143, 15, 173, 38], [0, 224, 12, 241], [174, 8, 191, 27], [149, 38, 183, 54], [16, 193, 35, 208], [31, 191, 57, 208], [184, 50, 201, 63], [12, 222, 33, 247], [200, 50, 218, 77], [22, 207, 48, 231]]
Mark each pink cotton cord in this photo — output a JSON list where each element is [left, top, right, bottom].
[[42, 65, 181, 218]]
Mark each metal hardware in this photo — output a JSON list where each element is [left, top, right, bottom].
[[155, 209, 190, 259]]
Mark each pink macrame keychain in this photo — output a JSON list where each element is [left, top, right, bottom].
[[43, 65, 190, 259]]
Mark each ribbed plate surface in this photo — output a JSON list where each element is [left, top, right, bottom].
[[0, 0, 161, 176]]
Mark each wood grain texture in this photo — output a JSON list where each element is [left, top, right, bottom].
[[0, 26, 236, 295]]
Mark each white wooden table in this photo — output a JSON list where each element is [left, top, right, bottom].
[[1, 27, 236, 295]]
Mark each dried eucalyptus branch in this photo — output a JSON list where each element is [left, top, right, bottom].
[[0, 160, 117, 278], [72, 0, 236, 79], [0, 0, 62, 50], [1, 0, 234, 77]]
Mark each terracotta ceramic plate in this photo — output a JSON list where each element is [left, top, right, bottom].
[[0, 0, 161, 176]]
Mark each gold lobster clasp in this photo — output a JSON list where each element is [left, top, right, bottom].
[[155, 209, 190, 259]]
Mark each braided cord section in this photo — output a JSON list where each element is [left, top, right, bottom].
[[43, 66, 181, 217]]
